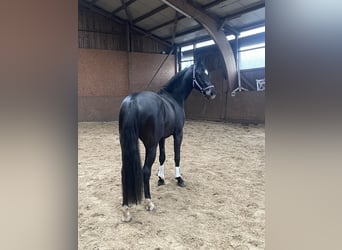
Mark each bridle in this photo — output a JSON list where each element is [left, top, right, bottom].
[[192, 65, 215, 94]]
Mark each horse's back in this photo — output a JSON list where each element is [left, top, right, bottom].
[[120, 91, 163, 120], [120, 91, 169, 146], [120, 91, 185, 147]]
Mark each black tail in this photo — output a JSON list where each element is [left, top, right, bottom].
[[119, 102, 142, 206]]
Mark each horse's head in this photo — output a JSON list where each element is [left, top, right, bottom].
[[192, 60, 216, 100]]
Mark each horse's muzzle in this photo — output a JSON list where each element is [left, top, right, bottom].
[[205, 88, 216, 100]]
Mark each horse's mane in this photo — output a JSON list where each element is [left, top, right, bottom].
[[160, 65, 192, 92]]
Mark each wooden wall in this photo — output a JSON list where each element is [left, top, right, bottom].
[[78, 6, 171, 54], [78, 5, 175, 121], [240, 68, 265, 91], [78, 49, 175, 121], [131, 32, 170, 54], [130, 52, 175, 92], [78, 7, 127, 51], [78, 49, 128, 121], [226, 91, 265, 123]]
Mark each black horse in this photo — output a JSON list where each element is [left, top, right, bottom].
[[119, 60, 216, 222]]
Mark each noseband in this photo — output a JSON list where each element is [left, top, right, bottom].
[[192, 65, 215, 94]]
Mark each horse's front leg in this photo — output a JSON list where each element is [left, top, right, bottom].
[[174, 131, 185, 187], [143, 146, 157, 211]]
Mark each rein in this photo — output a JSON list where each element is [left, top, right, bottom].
[[192, 65, 215, 94]]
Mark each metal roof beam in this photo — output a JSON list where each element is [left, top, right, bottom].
[[219, 22, 239, 35], [221, 1, 265, 22], [79, 0, 124, 24], [147, 15, 186, 32], [170, 12, 180, 45], [79, 0, 172, 48], [147, 0, 224, 33], [111, 0, 137, 14], [162, 0, 237, 91], [202, 0, 228, 10], [237, 20, 265, 32], [121, 0, 133, 23], [163, 25, 204, 40], [133, 4, 169, 24]]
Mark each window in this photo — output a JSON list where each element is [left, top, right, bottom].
[[181, 44, 193, 52], [239, 43, 265, 70], [180, 57, 194, 69], [237, 27, 265, 70], [179, 35, 237, 70], [180, 45, 194, 70], [178, 26, 265, 71]]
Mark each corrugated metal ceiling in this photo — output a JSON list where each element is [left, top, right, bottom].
[[80, 0, 265, 46]]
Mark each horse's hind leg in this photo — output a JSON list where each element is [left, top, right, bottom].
[[121, 187, 131, 222], [143, 146, 157, 211], [174, 132, 186, 187], [157, 138, 166, 186], [121, 195, 131, 222], [121, 205, 131, 222]]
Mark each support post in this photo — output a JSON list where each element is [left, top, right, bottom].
[[231, 36, 248, 96]]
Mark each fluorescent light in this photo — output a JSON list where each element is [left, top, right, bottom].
[[240, 43, 265, 51], [181, 44, 194, 52], [196, 40, 214, 48], [239, 26, 265, 38], [226, 34, 236, 41]]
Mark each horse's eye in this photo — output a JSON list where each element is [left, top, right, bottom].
[[204, 69, 209, 75]]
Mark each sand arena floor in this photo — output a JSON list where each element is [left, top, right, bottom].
[[78, 120, 265, 249]]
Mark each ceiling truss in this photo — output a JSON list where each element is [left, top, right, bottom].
[[80, 0, 264, 45]]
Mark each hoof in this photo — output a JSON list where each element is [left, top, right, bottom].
[[144, 199, 155, 211], [158, 178, 165, 186], [176, 177, 186, 187], [121, 206, 132, 222]]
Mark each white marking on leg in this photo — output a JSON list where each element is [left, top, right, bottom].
[[175, 166, 181, 178], [121, 205, 131, 222], [158, 164, 165, 179], [144, 199, 155, 211]]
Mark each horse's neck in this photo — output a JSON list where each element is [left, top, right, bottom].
[[162, 70, 193, 107]]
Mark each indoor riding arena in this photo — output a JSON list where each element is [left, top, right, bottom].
[[78, 1, 265, 249]]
